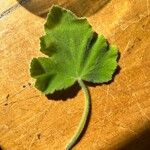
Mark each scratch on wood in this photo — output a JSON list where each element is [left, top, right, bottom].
[[6, 94, 10, 99], [0, 0, 29, 19], [132, 90, 150, 122], [0, 3, 19, 19], [140, 68, 147, 79], [0, 87, 28, 105], [110, 12, 150, 39], [111, 118, 138, 135], [2, 108, 48, 138], [14, 134, 26, 142], [147, 0, 150, 17], [28, 134, 36, 150], [136, 101, 150, 122]]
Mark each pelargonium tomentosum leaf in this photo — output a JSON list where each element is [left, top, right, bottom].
[[30, 5, 118, 94]]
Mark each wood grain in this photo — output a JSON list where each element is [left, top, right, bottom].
[[0, 0, 150, 149]]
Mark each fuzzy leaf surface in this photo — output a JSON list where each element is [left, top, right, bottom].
[[30, 5, 118, 94]]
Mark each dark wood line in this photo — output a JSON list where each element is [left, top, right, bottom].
[[0, 0, 29, 19]]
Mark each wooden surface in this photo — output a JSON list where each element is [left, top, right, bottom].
[[0, 0, 150, 149]]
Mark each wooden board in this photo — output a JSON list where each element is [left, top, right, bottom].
[[0, 0, 150, 149]]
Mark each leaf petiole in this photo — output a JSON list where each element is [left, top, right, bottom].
[[66, 79, 91, 150]]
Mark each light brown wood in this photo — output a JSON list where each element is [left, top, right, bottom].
[[0, 0, 150, 149]]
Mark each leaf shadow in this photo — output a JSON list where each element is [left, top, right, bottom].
[[46, 82, 81, 101], [115, 122, 150, 150], [17, 0, 111, 18]]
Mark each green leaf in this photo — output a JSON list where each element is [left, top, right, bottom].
[[30, 5, 118, 95], [30, 5, 119, 149]]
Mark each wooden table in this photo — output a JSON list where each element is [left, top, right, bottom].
[[0, 0, 150, 149]]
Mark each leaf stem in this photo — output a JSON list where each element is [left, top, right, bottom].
[[65, 79, 90, 150]]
